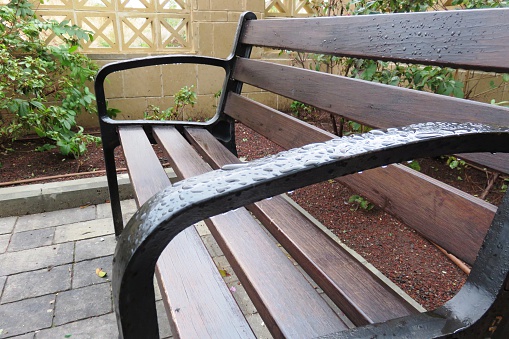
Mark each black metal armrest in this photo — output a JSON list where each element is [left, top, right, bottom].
[[94, 55, 230, 125], [113, 122, 509, 338]]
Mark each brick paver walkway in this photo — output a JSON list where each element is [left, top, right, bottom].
[[0, 200, 173, 339]]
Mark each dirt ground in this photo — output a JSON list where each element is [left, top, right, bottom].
[[0, 113, 506, 311]]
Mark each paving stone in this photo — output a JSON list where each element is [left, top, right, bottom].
[[72, 256, 112, 289], [201, 233, 223, 258], [227, 281, 257, 316], [195, 221, 210, 236], [246, 313, 272, 339], [96, 199, 137, 220], [156, 300, 172, 338], [0, 234, 10, 254], [54, 283, 112, 326], [1, 265, 71, 304], [0, 294, 55, 338], [15, 206, 96, 233], [75, 235, 116, 262], [0, 216, 16, 235], [0, 243, 74, 276], [53, 218, 113, 244], [0, 276, 6, 300], [8, 228, 54, 252], [34, 312, 118, 339]]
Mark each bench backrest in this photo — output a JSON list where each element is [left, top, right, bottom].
[[217, 8, 509, 265]]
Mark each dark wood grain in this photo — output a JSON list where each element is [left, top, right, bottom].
[[242, 9, 509, 73], [153, 126, 348, 338], [119, 126, 254, 338], [186, 127, 420, 325], [119, 126, 171, 206], [222, 96, 497, 265], [232, 58, 509, 174]]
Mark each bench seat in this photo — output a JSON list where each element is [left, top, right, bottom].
[[95, 7, 509, 338]]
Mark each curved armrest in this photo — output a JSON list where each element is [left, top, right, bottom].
[[95, 55, 230, 123], [113, 122, 509, 338]]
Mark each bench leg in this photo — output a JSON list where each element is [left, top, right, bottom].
[[103, 146, 124, 236]]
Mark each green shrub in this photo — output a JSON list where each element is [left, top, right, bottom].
[[0, 0, 99, 158]]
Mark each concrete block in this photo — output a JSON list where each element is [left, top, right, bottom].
[[0, 216, 16, 235], [72, 255, 113, 289], [196, 0, 210, 10], [8, 228, 54, 252], [161, 63, 197, 97], [14, 206, 96, 233], [227, 11, 243, 22], [0, 294, 55, 337], [196, 23, 214, 55], [54, 218, 114, 244], [227, 281, 257, 316], [75, 235, 116, 262], [123, 65, 163, 98], [107, 97, 148, 120], [210, 0, 245, 11], [1, 265, 71, 304], [213, 23, 237, 58], [103, 70, 125, 99], [53, 283, 112, 326], [196, 64, 225, 95], [0, 242, 74, 276], [35, 312, 118, 339]]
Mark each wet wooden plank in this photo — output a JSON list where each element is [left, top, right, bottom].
[[242, 9, 509, 73], [153, 126, 349, 338], [222, 95, 497, 265], [232, 58, 509, 173], [186, 127, 420, 326], [119, 126, 254, 339]]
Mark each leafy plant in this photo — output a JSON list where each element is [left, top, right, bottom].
[[290, 100, 314, 117], [445, 156, 467, 170], [348, 194, 374, 211], [407, 160, 421, 171], [0, 0, 99, 158], [501, 178, 509, 193], [144, 85, 197, 121]]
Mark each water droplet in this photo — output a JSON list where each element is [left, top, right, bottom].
[[221, 163, 248, 170]]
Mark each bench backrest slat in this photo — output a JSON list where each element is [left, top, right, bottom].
[[224, 94, 497, 265], [232, 57, 509, 173], [241, 9, 509, 73]]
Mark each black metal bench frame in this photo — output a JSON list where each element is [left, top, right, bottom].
[[96, 9, 509, 339]]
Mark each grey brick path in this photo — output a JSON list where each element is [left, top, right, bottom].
[[0, 198, 273, 339], [0, 200, 171, 339]]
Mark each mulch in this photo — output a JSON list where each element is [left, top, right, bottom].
[[0, 113, 506, 311]]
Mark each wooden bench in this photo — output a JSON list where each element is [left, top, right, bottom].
[[96, 8, 509, 338]]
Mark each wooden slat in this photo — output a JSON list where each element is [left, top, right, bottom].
[[223, 94, 497, 265], [153, 126, 349, 338], [185, 127, 420, 326], [232, 58, 509, 174], [242, 9, 509, 73], [118, 126, 254, 338]]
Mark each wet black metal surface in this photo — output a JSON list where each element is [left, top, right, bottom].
[[112, 122, 509, 338]]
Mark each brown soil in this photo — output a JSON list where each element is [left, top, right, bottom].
[[0, 113, 505, 312]]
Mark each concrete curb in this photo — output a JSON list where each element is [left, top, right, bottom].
[[0, 169, 176, 217]]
